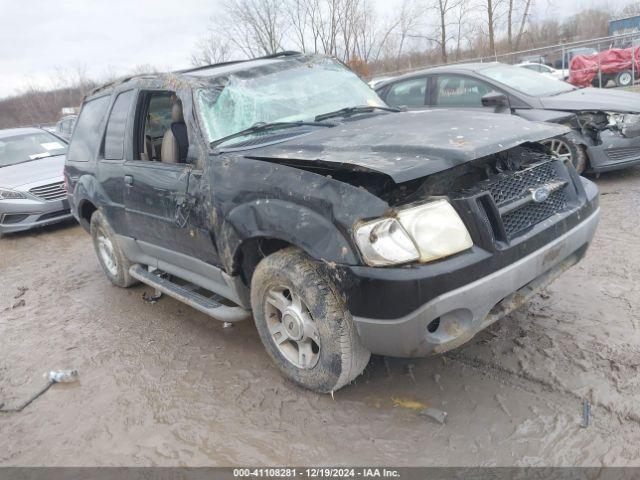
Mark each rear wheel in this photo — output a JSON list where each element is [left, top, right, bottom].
[[616, 70, 633, 87], [251, 247, 370, 393], [90, 210, 136, 287], [540, 135, 587, 174]]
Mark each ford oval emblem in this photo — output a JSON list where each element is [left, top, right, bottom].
[[531, 186, 551, 203]]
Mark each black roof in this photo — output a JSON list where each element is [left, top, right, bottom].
[[88, 51, 304, 97]]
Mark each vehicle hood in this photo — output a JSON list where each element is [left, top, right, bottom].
[[245, 109, 569, 183], [540, 87, 640, 113], [0, 154, 66, 189]]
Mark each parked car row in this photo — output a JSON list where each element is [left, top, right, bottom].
[[7, 53, 638, 392]]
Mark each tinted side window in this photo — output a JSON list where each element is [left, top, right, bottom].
[[433, 75, 493, 107], [385, 78, 427, 108], [104, 90, 135, 160], [67, 96, 110, 162]]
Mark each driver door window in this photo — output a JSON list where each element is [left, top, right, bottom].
[[433, 75, 494, 108]]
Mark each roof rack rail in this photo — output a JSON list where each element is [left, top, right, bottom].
[[88, 73, 156, 97], [176, 51, 302, 74]]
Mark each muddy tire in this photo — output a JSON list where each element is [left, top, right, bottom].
[[541, 135, 588, 174], [251, 247, 370, 393], [90, 210, 137, 288]]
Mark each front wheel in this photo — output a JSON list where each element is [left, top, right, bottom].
[[540, 135, 587, 174], [251, 247, 370, 393]]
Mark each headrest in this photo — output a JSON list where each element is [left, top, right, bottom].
[[171, 101, 184, 123]]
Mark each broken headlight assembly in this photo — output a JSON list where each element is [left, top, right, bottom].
[[355, 200, 473, 267], [607, 112, 640, 137], [0, 188, 28, 200]]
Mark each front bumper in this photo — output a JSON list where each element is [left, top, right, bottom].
[[351, 208, 600, 357], [586, 130, 640, 172], [0, 198, 73, 235]]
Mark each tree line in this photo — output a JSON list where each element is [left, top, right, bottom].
[[2, 0, 639, 129], [190, 0, 632, 75]]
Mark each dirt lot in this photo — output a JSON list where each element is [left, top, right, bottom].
[[1, 168, 639, 467]]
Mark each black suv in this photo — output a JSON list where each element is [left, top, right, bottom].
[[64, 53, 600, 392]]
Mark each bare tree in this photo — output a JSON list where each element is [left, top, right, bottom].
[[190, 33, 232, 66], [452, 1, 476, 60], [392, 0, 425, 65], [487, 0, 496, 54], [219, 0, 288, 57], [621, 2, 640, 17], [514, 0, 533, 50], [430, 0, 464, 62]]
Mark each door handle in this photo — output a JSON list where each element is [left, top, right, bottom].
[[124, 175, 134, 186]]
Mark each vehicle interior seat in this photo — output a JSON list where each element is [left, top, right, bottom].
[[161, 100, 188, 163]]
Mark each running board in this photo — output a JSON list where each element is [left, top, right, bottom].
[[129, 265, 251, 323]]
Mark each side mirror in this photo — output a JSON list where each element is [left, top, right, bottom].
[[481, 92, 510, 112]]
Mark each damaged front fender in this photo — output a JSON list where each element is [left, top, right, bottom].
[[211, 155, 390, 272], [225, 199, 359, 265]]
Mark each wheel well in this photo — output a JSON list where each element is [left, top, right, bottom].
[[78, 200, 97, 230], [235, 237, 293, 286]]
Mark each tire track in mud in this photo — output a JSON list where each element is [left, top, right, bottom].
[[447, 343, 640, 426]]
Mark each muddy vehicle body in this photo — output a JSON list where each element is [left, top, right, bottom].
[[65, 53, 600, 392]]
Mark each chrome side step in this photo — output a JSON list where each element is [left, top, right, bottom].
[[129, 265, 251, 323]]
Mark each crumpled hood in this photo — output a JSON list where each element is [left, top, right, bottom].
[[541, 87, 640, 113], [245, 109, 569, 183], [0, 154, 66, 189]]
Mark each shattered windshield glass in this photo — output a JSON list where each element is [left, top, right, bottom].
[[196, 57, 385, 144]]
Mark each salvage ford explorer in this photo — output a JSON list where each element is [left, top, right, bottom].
[[64, 52, 600, 392]]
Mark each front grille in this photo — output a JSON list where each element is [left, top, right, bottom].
[[501, 188, 568, 235], [485, 160, 557, 205], [605, 146, 640, 162], [29, 181, 67, 201], [473, 159, 570, 240]]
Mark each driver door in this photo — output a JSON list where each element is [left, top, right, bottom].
[[123, 90, 207, 263], [429, 74, 508, 114]]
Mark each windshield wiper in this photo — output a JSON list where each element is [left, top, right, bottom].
[[314, 105, 399, 122], [210, 121, 334, 148]]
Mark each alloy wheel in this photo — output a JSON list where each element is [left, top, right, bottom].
[[263, 285, 321, 369], [542, 138, 572, 162], [96, 230, 118, 276]]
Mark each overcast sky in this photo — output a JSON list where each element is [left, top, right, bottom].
[[0, 0, 632, 99]]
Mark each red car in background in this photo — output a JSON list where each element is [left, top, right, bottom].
[[569, 47, 640, 88]]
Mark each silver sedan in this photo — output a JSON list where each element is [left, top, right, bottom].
[[0, 127, 73, 236]]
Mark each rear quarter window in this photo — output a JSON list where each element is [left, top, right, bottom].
[[67, 95, 111, 162]]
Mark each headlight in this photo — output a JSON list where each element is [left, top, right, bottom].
[[608, 112, 640, 133], [355, 200, 473, 266], [355, 217, 420, 266], [397, 200, 473, 262], [0, 188, 27, 200]]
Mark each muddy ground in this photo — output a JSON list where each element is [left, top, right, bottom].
[[1, 168, 639, 467]]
